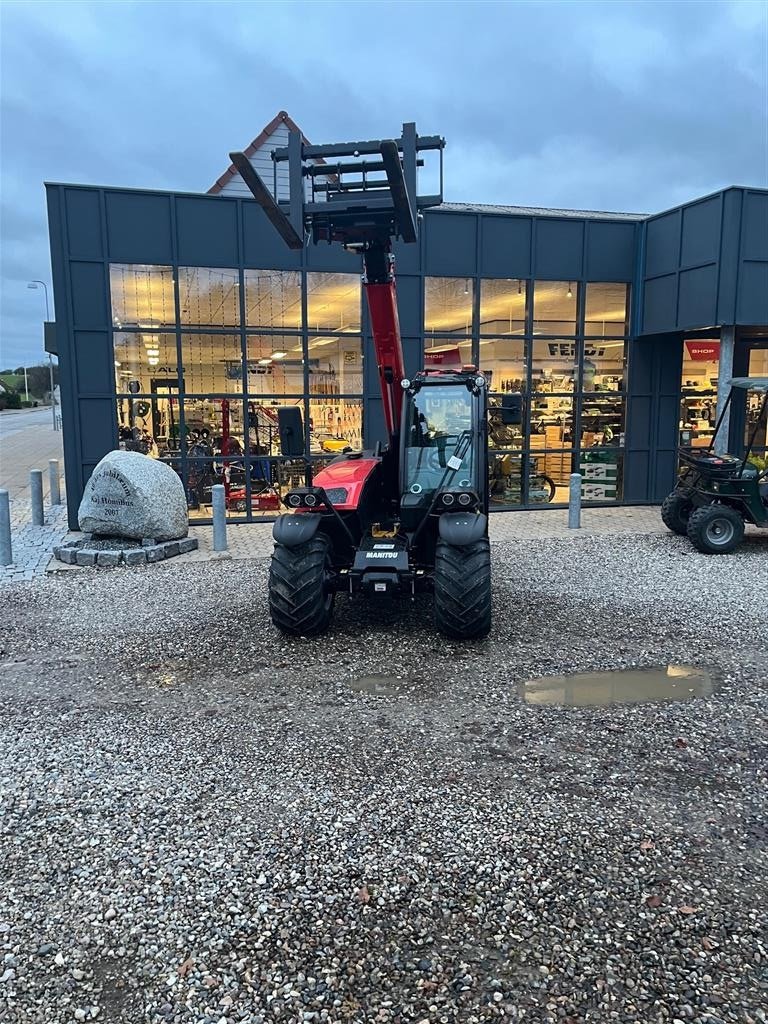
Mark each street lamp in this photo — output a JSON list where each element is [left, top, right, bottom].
[[27, 280, 57, 431]]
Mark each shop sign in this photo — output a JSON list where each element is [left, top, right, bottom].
[[685, 340, 720, 362], [547, 343, 608, 358], [425, 347, 462, 367]]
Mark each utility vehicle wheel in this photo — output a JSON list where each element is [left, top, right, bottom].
[[686, 505, 745, 555], [269, 535, 334, 636], [661, 490, 694, 535], [434, 539, 492, 640]]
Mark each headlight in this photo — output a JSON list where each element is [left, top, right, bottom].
[[441, 493, 455, 506], [458, 492, 472, 506], [304, 493, 318, 507], [287, 492, 302, 507]]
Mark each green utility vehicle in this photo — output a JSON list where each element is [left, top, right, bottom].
[[661, 377, 768, 554]]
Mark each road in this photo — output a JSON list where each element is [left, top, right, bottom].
[[0, 405, 56, 438], [0, 406, 64, 502]]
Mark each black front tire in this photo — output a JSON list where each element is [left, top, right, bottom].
[[661, 490, 694, 535], [434, 539, 492, 640], [686, 505, 745, 554], [269, 535, 334, 636]]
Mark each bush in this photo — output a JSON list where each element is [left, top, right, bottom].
[[0, 392, 22, 410]]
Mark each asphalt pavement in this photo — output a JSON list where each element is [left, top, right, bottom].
[[0, 405, 57, 438]]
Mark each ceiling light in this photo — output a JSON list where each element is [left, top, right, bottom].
[[114, 361, 121, 367], [146, 348, 160, 357], [258, 358, 272, 365], [271, 351, 287, 359], [567, 283, 573, 298], [148, 357, 159, 366], [310, 338, 336, 348]]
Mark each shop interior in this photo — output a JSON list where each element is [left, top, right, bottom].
[[111, 265, 364, 518], [108, 270, 768, 517], [425, 279, 628, 505]]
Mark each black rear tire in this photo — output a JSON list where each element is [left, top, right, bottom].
[[434, 539, 492, 640], [686, 504, 744, 554], [269, 535, 334, 636], [661, 490, 694, 535]]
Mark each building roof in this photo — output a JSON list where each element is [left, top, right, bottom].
[[208, 110, 309, 195], [439, 201, 645, 221]]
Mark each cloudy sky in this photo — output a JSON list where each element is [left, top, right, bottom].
[[1, 0, 766, 366]]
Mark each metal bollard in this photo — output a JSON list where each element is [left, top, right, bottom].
[[49, 459, 61, 506], [0, 490, 11, 566], [568, 472, 582, 529], [30, 469, 44, 526], [212, 484, 228, 551]]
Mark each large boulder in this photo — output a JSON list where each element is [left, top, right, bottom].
[[78, 450, 188, 541]]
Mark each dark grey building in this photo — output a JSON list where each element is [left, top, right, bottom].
[[45, 175, 768, 529]]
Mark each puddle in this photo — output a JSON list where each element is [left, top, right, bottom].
[[520, 665, 718, 707], [349, 674, 402, 696]]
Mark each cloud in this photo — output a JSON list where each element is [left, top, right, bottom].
[[0, 0, 766, 364]]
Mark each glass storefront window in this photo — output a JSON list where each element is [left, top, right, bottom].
[[527, 447, 574, 496], [110, 265, 176, 329], [179, 268, 240, 328], [530, 397, 574, 445], [580, 394, 625, 447], [113, 332, 178, 393], [532, 281, 577, 335], [116, 395, 180, 457], [308, 335, 363, 395], [247, 398, 306, 458], [425, 277, 473, 335], [531, 339, 577, 392], [245, 269, 302, 329], [479, 279, 526, 335], [487, 395, 524, 451], [309, 397, 363, 453], [185, 460, 249, 521], [180, 333, 242, 394], [584, 283, 628, 335], [581, 339, 626, 391], [746, 347, 768, 453], [479, 338, 527, 394], [489, 452, 524, 507], [579, 450, 623, 503], [182, 397, 245, 455], [680, 338, 720, 446], [306, 273, 361, 332], [424, 337, 473, 370], [246, 335, 304, 395]]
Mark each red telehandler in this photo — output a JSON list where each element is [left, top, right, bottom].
[[231, 123, 519, 638]]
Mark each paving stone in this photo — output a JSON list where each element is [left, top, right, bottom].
[[75, 550, 97, 567], [177, 538, 198, 554], [123, 549, 147, 566], [163, 541, 180, 558], [96, 550, 121, 567], [145, 545, 166, 563]]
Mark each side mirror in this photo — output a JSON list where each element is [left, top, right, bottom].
[[277, 406, 305, 458], [501, 393, 523, 426]]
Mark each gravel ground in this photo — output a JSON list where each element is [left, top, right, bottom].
[[0, 531, 766, 1024]]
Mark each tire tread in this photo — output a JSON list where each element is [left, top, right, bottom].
[[434, 539, 492, 640], [269, 536, 334, 635]]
